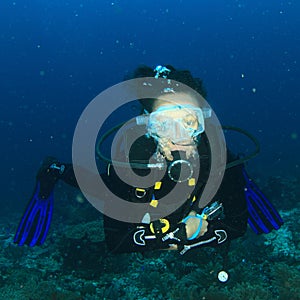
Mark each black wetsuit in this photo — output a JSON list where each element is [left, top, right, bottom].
[[57, 134, 249, 255]]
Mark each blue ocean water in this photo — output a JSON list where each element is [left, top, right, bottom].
[[1, 2, 300, 299], [0, 0, 299, 213]]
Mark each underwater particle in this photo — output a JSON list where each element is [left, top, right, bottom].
[[76, 193, 85, 203], [40, 70, 45, 76], [252, 88, 256, 93], [241, 73, 245, 78], [37, 44, 41, 48], [291, 132, 298, 140]]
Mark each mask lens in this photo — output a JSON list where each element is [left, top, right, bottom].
[[147, 106, 204, 144]]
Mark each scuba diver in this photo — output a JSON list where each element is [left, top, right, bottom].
[[14, 65, 283, 258]]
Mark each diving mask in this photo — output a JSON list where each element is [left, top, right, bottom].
[[145, 105, 211, 145]]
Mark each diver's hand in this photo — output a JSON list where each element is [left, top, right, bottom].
[[165, 211, 208, 251], [185, 211, 208, 239], [37, 156, 64, 199]]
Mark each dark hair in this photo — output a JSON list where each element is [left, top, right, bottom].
[[126, 65, 207, 113]]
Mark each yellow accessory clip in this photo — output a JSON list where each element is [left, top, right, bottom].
[[188, 178, 196, 186], [150, 199, 159, 207], [135, 188, 146, 198], [154, 181, 162, 190], [150, 218, 170, 234]]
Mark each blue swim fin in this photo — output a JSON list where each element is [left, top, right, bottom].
[[14, 181, 54, 246], [14, 157, 65, 246], [243, 169, 284, 234]]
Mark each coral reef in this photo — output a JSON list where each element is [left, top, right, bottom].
[[0, 175, 299, 299]]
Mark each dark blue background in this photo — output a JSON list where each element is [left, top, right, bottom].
[[0, 0, 299, 214]]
